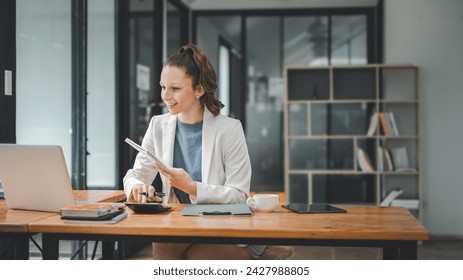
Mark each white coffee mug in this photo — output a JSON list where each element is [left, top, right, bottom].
[[246, 194, 279, 212]]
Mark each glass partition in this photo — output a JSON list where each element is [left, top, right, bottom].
[[284, 16, 329, 66], [331, 15, 367, 65], [16, 0, 72, 170], [87, 0, 116, 188], [246, 16, 283, 191]]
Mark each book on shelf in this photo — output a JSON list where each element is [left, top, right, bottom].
[[60, 203, 122, 218], [357, 148, 374, 172], [64, 210, 128, 224], [390, 146, 416, 172], [383, 148, 394, 171], [380, 188, 403, 206], [379, 111, 399, 136], [379, 112, 391, 136], [366, 112, 379, 136], [387, 112, 399, 136]]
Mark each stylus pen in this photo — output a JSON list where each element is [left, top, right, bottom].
[[138, 192, 166, 197]]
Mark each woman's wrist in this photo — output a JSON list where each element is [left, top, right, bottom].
[[189, 181, 197, 197]]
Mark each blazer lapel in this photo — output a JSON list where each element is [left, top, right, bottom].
[[201, 109, 217, 182], [162, 114, 177, 202]]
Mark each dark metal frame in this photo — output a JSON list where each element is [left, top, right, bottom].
[[168, 0, 190, 46], [0, 0, 16, 144], [115, 0, 189, 189], [0, 233, 29, 260], [40, 232, 418, 260], [115, 0, 131, 190], [116, 2, 166, 191], [71, 0, 88, 191]]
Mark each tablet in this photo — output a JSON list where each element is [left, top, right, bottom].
[[124, 202, 172, 214], [282, 203, 346, 214], [124, 138, 169, 168], [61, 209, 125, 220]]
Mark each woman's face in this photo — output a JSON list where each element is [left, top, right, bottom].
[[160, 65, 202, 120]]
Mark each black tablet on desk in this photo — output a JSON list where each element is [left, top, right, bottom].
[[282, 203, 346, 214], [125, 202, 172, 214]]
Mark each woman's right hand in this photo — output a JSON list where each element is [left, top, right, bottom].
[[128, 184, 156, 203]]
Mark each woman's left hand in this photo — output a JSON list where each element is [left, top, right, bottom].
[[154, 163, 197, 196]]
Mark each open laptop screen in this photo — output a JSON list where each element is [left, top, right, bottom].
[[0, 144, 76, 212]]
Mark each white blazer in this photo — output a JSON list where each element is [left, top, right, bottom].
[[123, 108, 252, 204]]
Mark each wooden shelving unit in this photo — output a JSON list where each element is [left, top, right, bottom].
[[284, 65, 421, 219]]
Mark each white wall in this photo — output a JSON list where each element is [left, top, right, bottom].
[[384, 0, 463, 236]]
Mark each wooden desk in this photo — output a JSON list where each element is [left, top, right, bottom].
[[29, 204, 429, 260], [0, 190, 125, 259], [0, 190, 125, 232]]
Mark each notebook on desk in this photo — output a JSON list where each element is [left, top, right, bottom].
[[182, 203, 252, 216], [0, 144, 77, 212]]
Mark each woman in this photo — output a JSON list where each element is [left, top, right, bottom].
[[123, 44, 264, 259]]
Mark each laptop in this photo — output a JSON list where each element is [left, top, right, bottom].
[[0, 144, 76, 212]]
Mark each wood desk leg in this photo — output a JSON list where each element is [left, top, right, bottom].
[[42, 234, 59, 260]]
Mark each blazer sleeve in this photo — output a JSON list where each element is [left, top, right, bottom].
[[123, 117, 159, 198], [193, 119, 251, 204]]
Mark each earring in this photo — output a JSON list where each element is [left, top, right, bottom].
[[196, 95, 200, 99]]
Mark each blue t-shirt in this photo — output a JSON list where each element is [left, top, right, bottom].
[[173, 119, 203, 203]]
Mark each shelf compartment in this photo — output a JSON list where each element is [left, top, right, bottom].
[[333, 68, 376, 100], [312, 174, 376, 204], [288, 103, 308, 136], [287, 69, 330, 100], [380, 103, 418, 136], [380, 67, 417, 100], [312, 103, 376, 135], [289, 139, 354, 170], [381, 175, 418, 200], [380, 138, 419, 171]]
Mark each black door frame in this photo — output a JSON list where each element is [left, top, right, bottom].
[[115, 0, 189, 188], [115, 0, 165, 189], [0, 0, 16, 144], [71, 0, 88, 191], [116, 0, 164, 189]]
